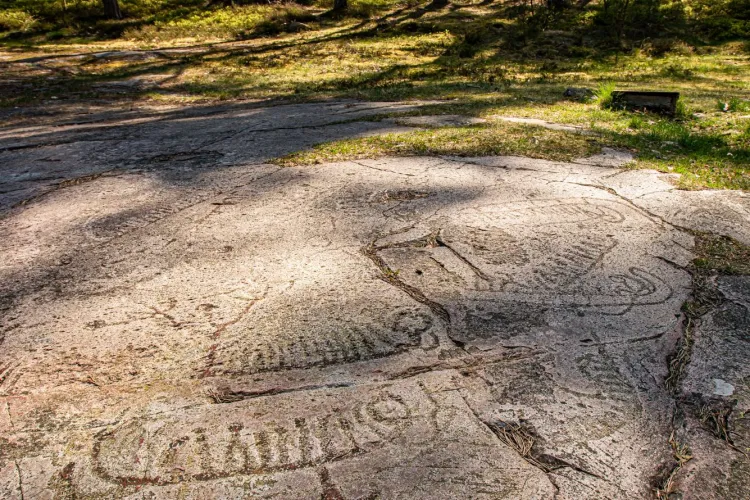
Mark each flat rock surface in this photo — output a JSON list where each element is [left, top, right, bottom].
[[493, 116, 587, 133], [1, 101, 749, 499], [385, 114, 487, 127]]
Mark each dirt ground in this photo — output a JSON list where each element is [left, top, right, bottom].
[[1, 99, 749, 499]]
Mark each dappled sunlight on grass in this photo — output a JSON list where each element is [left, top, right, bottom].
[[1, 0, 748, 189], [274, 122, 598, 165]]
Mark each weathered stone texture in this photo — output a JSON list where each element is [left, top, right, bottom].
[[1, 101, 748, 498]]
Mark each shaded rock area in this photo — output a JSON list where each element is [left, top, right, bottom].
[[0, 101, 749, 499], [564, 87, 595, 101], [385, 114, 487, 127], [492, 115, 588, 133]]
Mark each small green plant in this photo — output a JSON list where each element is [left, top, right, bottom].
[[383, 268, 401, 279], [717, 97, 750, 113], [627, 115, 645, 129], [595, 81, 617, 109], [674, 98, 691, 120]]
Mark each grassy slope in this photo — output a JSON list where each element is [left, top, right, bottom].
[[1, 0, 748, 189]]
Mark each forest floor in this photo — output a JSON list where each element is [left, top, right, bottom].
[[1, 0, 749, 189]]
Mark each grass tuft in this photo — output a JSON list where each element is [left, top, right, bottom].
[[674, 98, 691, 120], [594, 81, 617, 110]]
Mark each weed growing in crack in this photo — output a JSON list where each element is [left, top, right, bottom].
[[361, 241, 451, 325], [486, 421, 549, 472], [383, 267, 401, 279], [681, 273, 724, 318], [699, 401, 735, 444], [205, 386, 244, 404], [675, 395, 750, 458], [655, 432, 693, 499], [665, 317, 694, 394], [670, 433, 693, 465]]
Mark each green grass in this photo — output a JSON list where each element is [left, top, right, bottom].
[[717, 96, 750, 112], [694, 232, 750, 275], [274, 122, 598, 165], [0, 0, 400, 43], [594, 81, 617, 109], [273, 108, 749, 190], [597, 116, 750, 190]]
